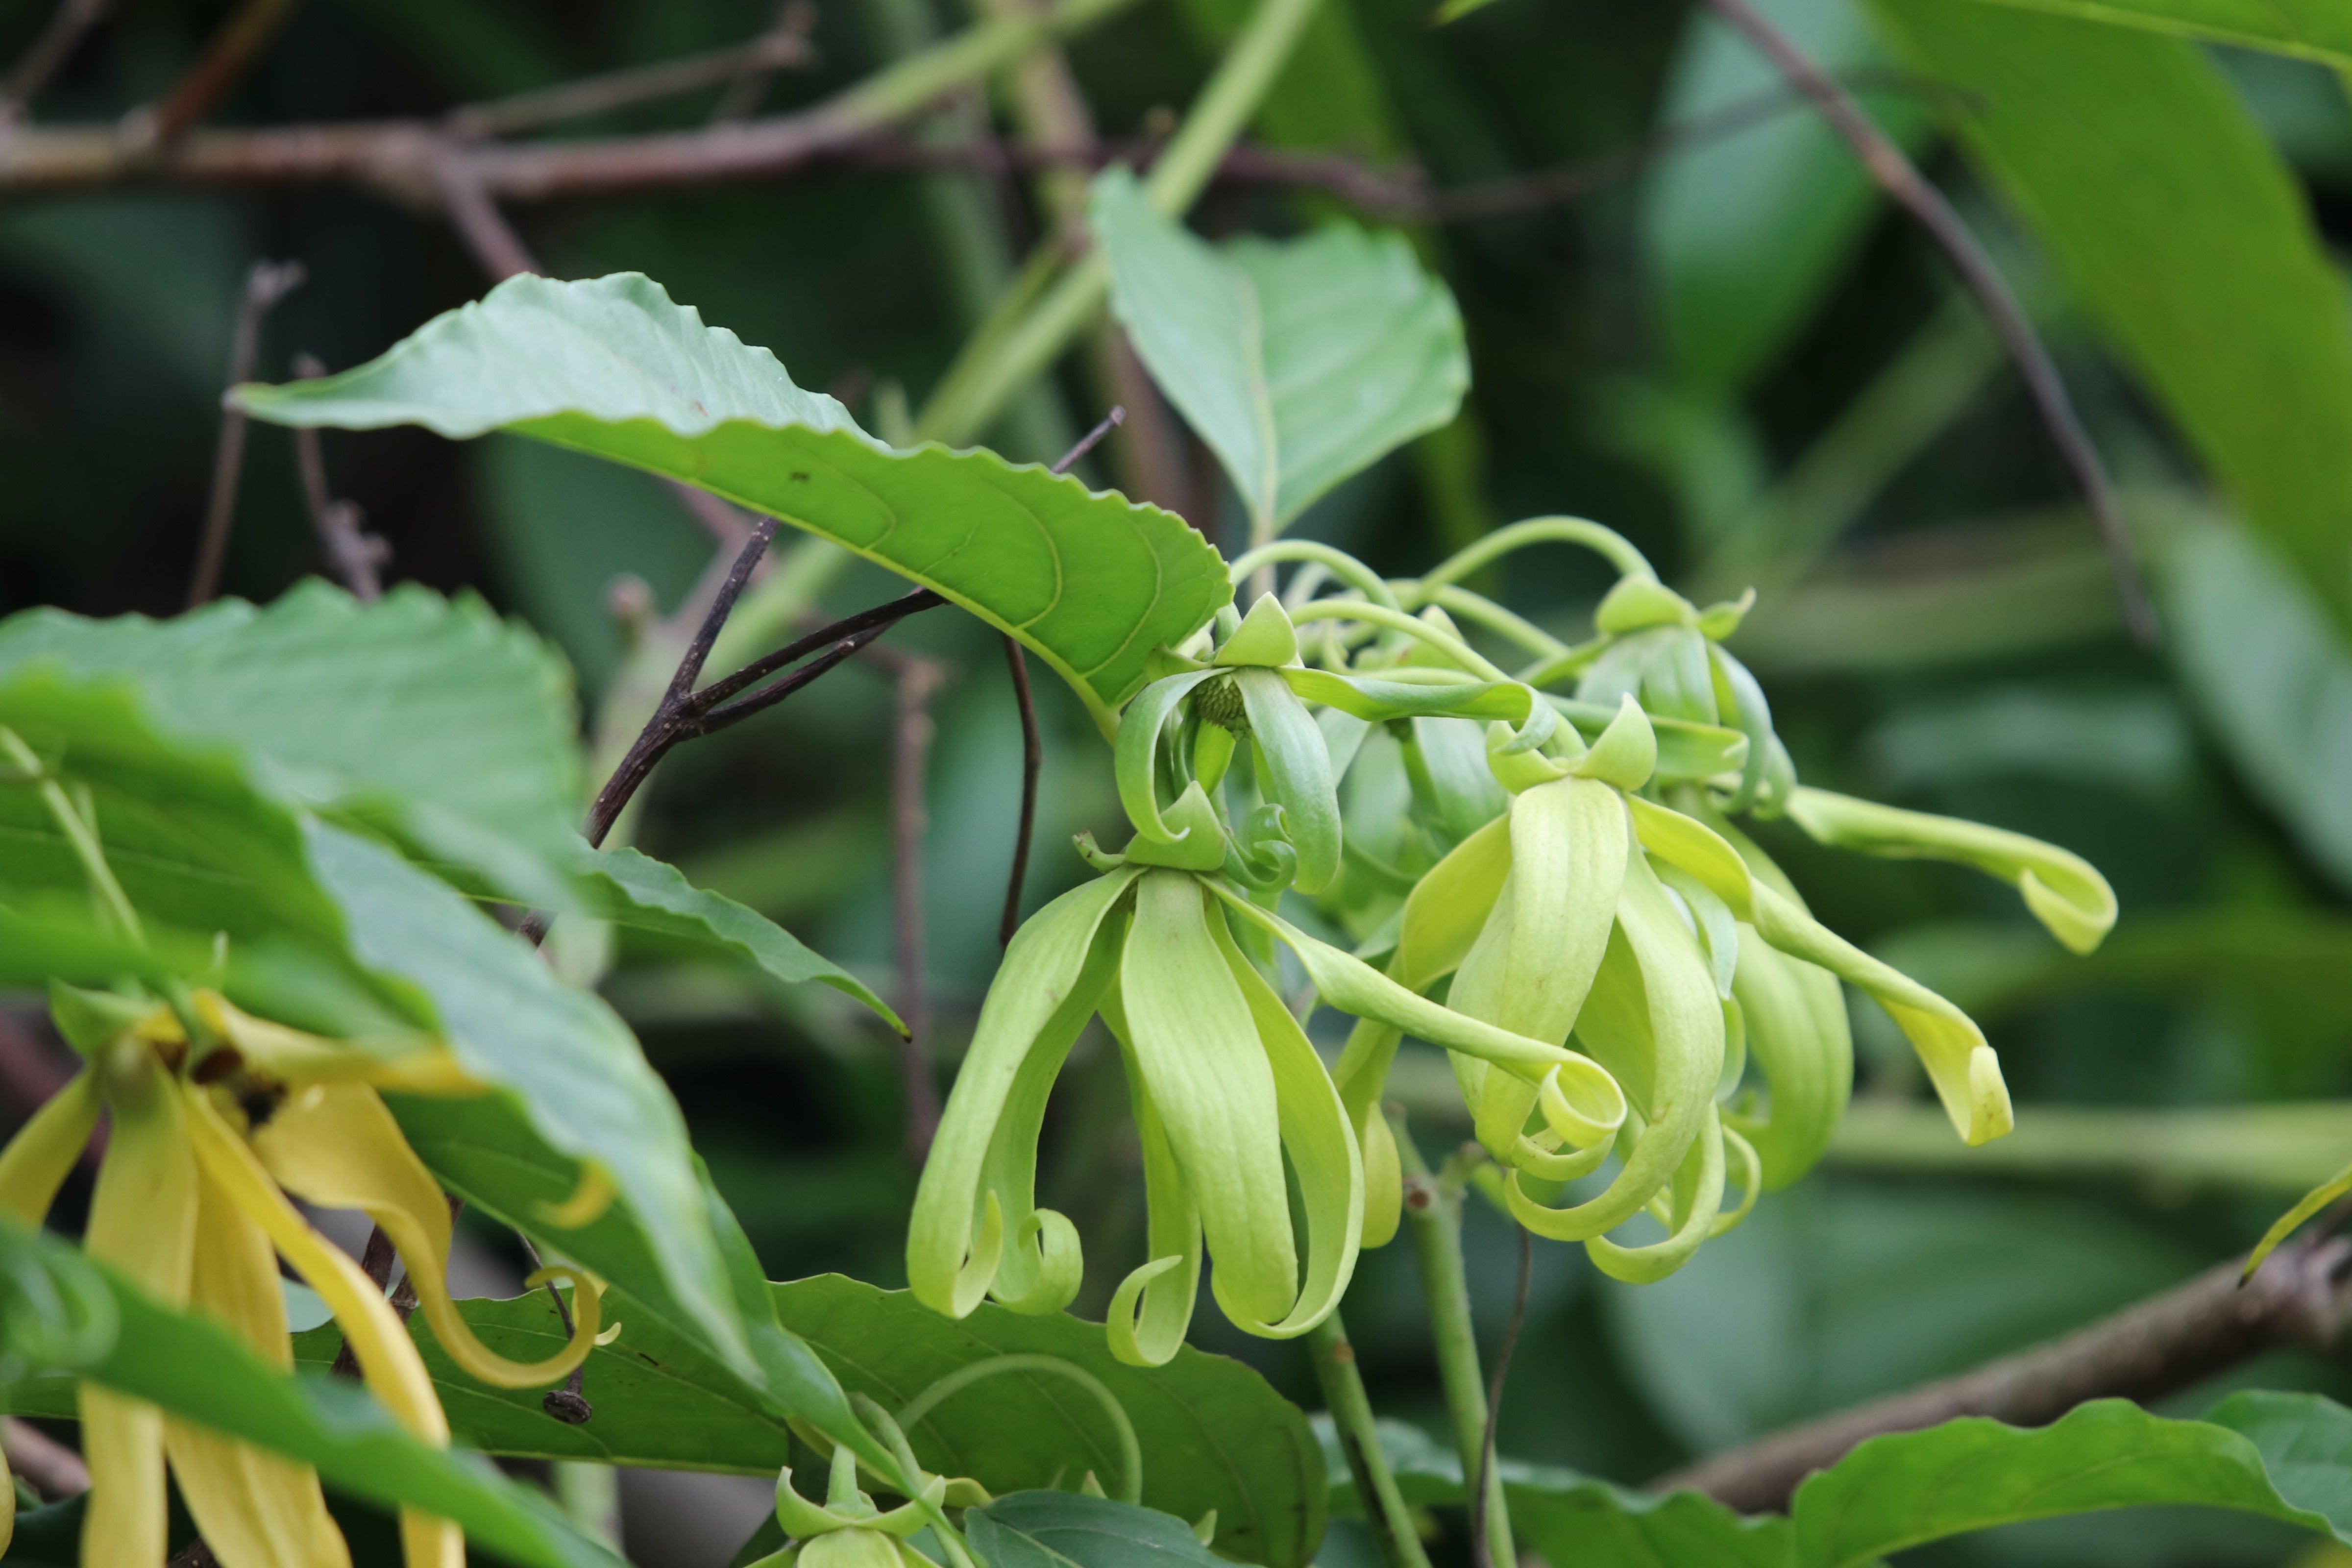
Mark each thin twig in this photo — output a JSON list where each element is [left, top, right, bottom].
[[186, 258, 304, 608], [435, 148, 539, 280], [0, 0, 111, 123], [289, 353, 386, 598], [446, 26, 815, 141], [326, 1225, 401, 1380], [1659, 1234, 2352, 1514], [1049, 404, 1123, 476], [998, 636, 1041, 946], [127, 0, 306, 150], [2, 1417, 88, 1498], [1471, 1226, 1530, 1568], [1703, 0, 2156, 648], [516, 1235, 593, 1423], [711, 1, 819, 125], [893, 660, 946, 1162]]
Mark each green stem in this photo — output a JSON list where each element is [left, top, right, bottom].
[[1393, 1120, 1514, 1568], [1288, 600, 1510, 682], [0, 727, 142, 945], [895, 1354, 1142, 1505], [1306, 1313, 1433, 1568], [824, 0, 1142, 133], [1419, 516, 1655, 591], [913, 0, 1324, 447], [1226, 540, 1400, 611]]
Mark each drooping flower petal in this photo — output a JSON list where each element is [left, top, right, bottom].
[[181, 1089, 463, 1568], [1234, 667, 1342, 894], [253, 1081, 601, 1389], [1119, 872, 1295, 1329], [906, 868, 1138, 1320], [165, 1162, 351, 1568], [0, 1066, 99, 1225], [1205, 903, 1362, 1338], [81, 1039, 198, 1568], [1783, 786, 2117, 955], [1582, 1104, 1727, 1284], [1100, 982, 1204, 1369], [1115, 672, 1220, 846], [1725, 928, 1852, 1191], [1505, 852, 1724, 1241], [195, 994, 479, 1095]]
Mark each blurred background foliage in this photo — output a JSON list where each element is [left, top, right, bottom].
[[6, 0, 2352, 1563]]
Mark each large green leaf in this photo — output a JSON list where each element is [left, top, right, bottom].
[[230, 272, 1229, 731], [0, 1222, 622, 1568], [1866, 0, 2352, 625], [1091, 168, 1467, 542], [1646, 0, 1934, 394], [1945, 0, 2352, 65], [0, 585, 585, 907], [968, 1492, 1234, 1568], [280, 1274, 1325, 1568], [1338, 1395, 2352, 1567], [2159, 516, 2352, 896]]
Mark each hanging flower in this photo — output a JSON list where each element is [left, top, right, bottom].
[[0, 985, 611, 1568]]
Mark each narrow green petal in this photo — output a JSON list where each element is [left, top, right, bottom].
[[1235, 667, 1342, 894], [1785, 785, 2116, 955], [1580, 1104, 1727, 1284], [2242, 1156, 2352, 1282], [1724, 929, 1852, 1191], [1393, 814, 1511, 991], [1506, 854, 1723, 1240], [1114, 671, 1218, 845], [1207, 905, 1362, 1338], [907, 869, 1136, 1320], [1120, 873, 1295, 1328], [1100, 982, 1205, 1367]]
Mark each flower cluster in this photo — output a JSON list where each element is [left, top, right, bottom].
[[908, 518, 2114, 1358]]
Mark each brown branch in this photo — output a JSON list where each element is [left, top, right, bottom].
[[445, 26, 815, 141], [1658, 1236, 2352, 1515], [130, 0, 306, 150], [289, 353, 386, 599], [0, 0, 110, 123], [1702, 0, 2156, 649], [893, 659, 945, 1162], [185, 257, 304, 608], [326, 1224, 401, 1380], [434, 147, 538, 280], [3, 1416, 88, 1498]]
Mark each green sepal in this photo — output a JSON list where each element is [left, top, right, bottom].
[[1592, 575, 1694, 634], [46, 981, 155, 1059], [1212, 594, 1301, 668], [1124, 785, 1231, 872], [1568, 695, 1656, 791]]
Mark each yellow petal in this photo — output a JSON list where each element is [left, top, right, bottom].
[[167, 1163, 352, 1568], [179, 1088, 465, 1568], [0, 1067, 100, 1225], [254, 1082, 599, 1389], [81, 1040, 198, 1568], [194, 992, 481, 1095], [1, 1442, 12, 1559]]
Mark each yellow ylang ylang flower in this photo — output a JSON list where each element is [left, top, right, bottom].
[[0, 984, 613, 1568]]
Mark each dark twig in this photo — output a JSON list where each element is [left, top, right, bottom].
[[711, 1, 819, 125], [289, 353, 386, 598], [894, 660, 946, 1161], [1471, 1226, 1530, 1568], [999, 636, 1041, 947], [0, 0, 111, 123], [446, 25, 815, 141], [1702, 0, 2156, 648], [326, 1224, 401, 1380], [435, 148, 539, 280], [1659, 1235, 2352, 1514], [1050, 404, 1124, 477], [129, 0, 306, 150], [186, 258, 304, 608], [164, 1540, 219, 1568], [516, 1235, 593, 1423], [2, 1417, 89, 1498]]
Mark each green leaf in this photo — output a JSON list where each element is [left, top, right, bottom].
[[1091, 168, 1467, 540], [1792, 1394, 2352, 1565], [0, 1222, 622, 1568], [230, 272, 1229, 731], [2159, 515, 2352, 896], [1646, 0, 1934, 393], [0, 585, 586, 907], [1866, 0, 2352, 625], [280, 1274, 1326, 1568], [1327, 1418, 1787, 1568], [1939, 0, 2352, 65], [305, 822, 742, 1377], [967, 1492, 1230, 1568], [572, 842, 902, 1029]]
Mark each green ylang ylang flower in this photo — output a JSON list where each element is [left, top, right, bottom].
[[907, 600, 1612, 1366]]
